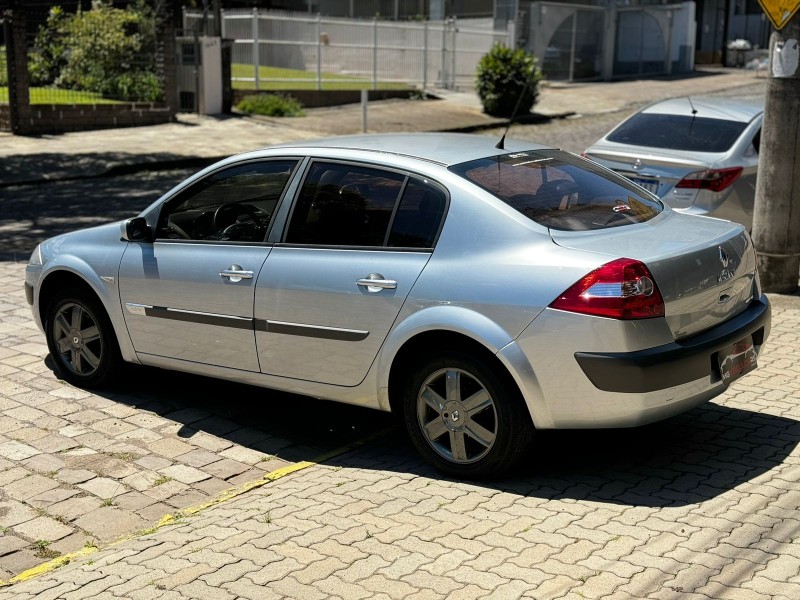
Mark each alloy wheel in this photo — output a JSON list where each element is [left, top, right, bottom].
[[52, 302, 103, 377], [416, 367, 498, 464]]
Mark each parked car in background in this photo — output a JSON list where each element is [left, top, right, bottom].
[[25, 134, 770, 478], [583, 98, 763, 230]]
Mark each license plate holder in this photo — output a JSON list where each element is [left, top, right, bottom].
[[629, 177, 659, 195], [717, 335, 757, 385]]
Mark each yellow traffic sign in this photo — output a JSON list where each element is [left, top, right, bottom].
[[758, 0, 800, 29]]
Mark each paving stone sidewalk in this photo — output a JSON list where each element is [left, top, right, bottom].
[[0, 293, 798, 599], [0, 261, 391, 583]]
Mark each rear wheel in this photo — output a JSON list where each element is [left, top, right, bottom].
[[45, 289, 122, 389], [402, 352, 534, 479]]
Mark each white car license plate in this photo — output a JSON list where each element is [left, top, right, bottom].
[[629, 177, 659, 195], [718, 335, 757, 385]]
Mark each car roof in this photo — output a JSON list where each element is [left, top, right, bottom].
[[271, 133, 551, 167], [641, 97, 763, 122]]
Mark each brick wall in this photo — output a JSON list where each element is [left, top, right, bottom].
[[0, 105, 10, 131], [7, 103, 174, 134]]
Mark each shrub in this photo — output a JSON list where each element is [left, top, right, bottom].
[[236, 93, 305, 117], [475, 44, 542, 118]]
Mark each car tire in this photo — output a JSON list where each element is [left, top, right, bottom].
[[44, 289, 122, 389], [402, 351, 535, 479]]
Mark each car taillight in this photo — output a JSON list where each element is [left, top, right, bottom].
[[549, 258, 665, 319], [675, 167, 743, 192]]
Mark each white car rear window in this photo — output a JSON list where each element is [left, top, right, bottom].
[[607, 114, 748, 152], [451, 150, 663, 231]]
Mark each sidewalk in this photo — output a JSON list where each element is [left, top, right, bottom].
[[0, 67, 765, 187]]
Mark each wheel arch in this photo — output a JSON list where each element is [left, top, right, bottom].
[[387, 330, 519, 418], [37, 264, 138, 364], [380, 305, 549, 429]]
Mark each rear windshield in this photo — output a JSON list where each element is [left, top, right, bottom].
[[607, 113, 748, 152], [450, 150, 662, 231]]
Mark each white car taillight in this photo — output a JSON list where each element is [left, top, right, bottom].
[[675, 167, 743, 193]]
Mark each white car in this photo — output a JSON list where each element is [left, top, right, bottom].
[[583, 97, 763, 230]]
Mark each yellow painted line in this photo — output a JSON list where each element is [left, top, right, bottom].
[[0, 428, 391, 588], [0, 546, 97, 587]]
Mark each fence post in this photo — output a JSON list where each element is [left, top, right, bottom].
[[423, 21, 428, 91], [451, 17, 457, 90], [252, 8, 260, 90], [373, 18, 378, 91], [440, 21, 447, 87], [4, 3, 32, 135], [316, 14, 322, 91], [569, 13, 577, 82], [155, 0, 179, 120], [220, 8, 226, 38], [361, 89, 368, 132]]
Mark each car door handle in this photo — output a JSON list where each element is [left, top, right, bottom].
[[220, 265, 254, 283], [357, 273, 397, 292]]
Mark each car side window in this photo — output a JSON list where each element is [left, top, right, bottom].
[[156, 160, 297, 243], [387, 178, 446, 248], [285, 162, 405, 246]]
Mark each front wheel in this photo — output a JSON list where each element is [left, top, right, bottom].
[[45, 289, 122, 389], [402, 352, 534, 479]]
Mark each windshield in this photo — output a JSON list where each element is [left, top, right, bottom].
[[450, 149, 663, 231], [607, 113, 748, 152]]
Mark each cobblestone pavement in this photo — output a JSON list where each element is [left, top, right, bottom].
[[0, 260, 392, 583], [0, 291, 798, 598]]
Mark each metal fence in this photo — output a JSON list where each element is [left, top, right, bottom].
[[184, 9, 511, 91]]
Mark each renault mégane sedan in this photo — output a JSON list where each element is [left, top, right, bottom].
[[25, 134, 771, 478]]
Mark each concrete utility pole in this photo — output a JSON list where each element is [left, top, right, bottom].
[[752, 15, 800, 293]]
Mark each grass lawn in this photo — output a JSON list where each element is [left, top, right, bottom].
[[0, 86, 122, 105], [231, 63, 410, 91]]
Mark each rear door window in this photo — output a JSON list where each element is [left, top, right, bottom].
[[285, 162, 405, 246], [606, 114, 748, 152], [450, 150, 662, 232]]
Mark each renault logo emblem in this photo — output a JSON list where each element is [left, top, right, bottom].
[[633, 158, 644, 170], [719, 247, 729, 268]]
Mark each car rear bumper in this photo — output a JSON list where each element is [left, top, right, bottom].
[[574, 295, 770, 393], [503, 295, 771, 430]]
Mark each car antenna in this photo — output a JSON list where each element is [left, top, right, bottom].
[[496, 81, 531, 150], [687, 96, 698, 138]]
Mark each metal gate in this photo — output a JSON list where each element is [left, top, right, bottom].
[[529, 2, 695, 82], [529, 3, 605, 82]]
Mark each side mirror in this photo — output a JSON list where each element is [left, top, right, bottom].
[[121, 217, 152, 242]]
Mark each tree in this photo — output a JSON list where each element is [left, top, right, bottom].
[[475, 44, 542, 118], [29, 1, 162, 102]]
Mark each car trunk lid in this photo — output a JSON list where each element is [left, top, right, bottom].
[[550, 210, 758, 340], [584, 145, 723, 208]]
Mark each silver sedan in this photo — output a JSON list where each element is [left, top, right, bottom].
[[583, 97, 763, 230], [25, 134, 770, 478]]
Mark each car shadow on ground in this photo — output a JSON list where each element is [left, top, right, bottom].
[[55, 358, 799, 509], [345, 405, 799, 506]]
